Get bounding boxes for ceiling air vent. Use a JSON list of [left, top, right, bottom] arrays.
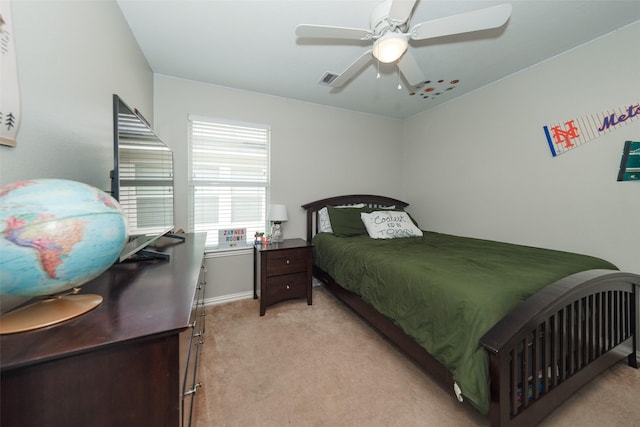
[[319, 72, 339, 86]]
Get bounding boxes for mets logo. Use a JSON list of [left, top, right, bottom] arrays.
[[549, 120, 580, 149], [543, 102, 639, 157]]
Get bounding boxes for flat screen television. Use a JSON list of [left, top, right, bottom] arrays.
[[111, 94, 181, 262]]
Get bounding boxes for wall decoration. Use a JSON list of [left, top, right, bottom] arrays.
[[543, 102, 639, 157], [408, 78, 460, 101], [218, 228, 247, 248], [0, 0, 20, 147], [617, 141, 640, 181]]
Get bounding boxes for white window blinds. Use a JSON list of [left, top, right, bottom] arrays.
[[188, 116, 270, 249]]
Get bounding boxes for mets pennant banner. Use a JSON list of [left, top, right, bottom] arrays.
[[543, 102, 640, 157]]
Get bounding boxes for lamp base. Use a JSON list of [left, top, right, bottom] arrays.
[[271, 222, 284, 242], [0, 294, 103, 334]]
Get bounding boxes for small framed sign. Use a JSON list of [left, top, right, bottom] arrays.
[[617, 141, 640, 181], [218, 228, 247, 248]]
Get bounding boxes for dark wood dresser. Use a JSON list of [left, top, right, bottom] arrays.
[[0, 232, 207, 427]]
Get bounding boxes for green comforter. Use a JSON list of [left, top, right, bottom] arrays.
[[312, 231, 618, 414]]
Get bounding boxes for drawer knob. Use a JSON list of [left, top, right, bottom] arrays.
[[286, 259, 290, 264], [286, 284, 290, 290]]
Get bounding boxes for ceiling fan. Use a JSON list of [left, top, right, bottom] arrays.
[[295, 0, 512, 88]]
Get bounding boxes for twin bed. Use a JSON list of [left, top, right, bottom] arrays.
[[302, 194, 639, 427]]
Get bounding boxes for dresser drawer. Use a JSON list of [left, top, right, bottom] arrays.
[[265, 272, 308, 304], [180, 263, 207, 427], [266, 248, 308, 276]]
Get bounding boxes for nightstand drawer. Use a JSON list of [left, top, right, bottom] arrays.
[[265, 272, 308, 303], [266, 248, 308, 276]]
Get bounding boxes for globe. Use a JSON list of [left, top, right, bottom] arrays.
[[0, 179, 128, 333]]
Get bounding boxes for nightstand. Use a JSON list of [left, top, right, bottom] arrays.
[[253, 238, 313, 316]]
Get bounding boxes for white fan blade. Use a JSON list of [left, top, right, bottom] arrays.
[[388, 0, 417, 23], [331, 50, 373, 87], [410, 4, 512, 41], [398, 50, 425, 87], [295, 24, 372, 40]]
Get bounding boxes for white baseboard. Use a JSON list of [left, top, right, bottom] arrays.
[[204, 291, 253, 306]]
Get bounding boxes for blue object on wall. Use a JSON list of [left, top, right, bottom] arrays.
[[617, 141, 640, 181]]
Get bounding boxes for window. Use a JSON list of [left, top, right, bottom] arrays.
[[188, 115, 270, 249]]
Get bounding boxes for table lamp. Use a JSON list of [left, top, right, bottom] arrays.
[[267, 204, 288, 243]]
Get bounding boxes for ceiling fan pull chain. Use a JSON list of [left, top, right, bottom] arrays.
[[397, 65, 402, 90], [377, 58, 381, 79]]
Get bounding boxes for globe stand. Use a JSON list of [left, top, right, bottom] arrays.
[[0, 289, 103, 335]]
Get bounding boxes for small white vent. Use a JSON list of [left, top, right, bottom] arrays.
[[319, 72, 339, 86]]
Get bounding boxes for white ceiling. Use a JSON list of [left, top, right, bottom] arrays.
[[116, 0, 640, 119]]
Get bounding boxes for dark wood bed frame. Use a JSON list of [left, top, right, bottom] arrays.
[[302, 194, 639, 427]]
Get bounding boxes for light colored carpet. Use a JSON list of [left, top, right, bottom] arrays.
[[193, 286, 640, 426]]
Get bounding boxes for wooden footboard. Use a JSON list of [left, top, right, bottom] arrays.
[[480, 269, 639, 427]]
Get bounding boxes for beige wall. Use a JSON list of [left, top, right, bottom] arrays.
[[0, 0, 153, 191], [153, 75, 404, 237], [153, 75, 404, 299], [402, 22, 640, 274]]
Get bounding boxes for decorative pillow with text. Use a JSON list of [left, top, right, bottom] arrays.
[[360, 211, 423, 239]]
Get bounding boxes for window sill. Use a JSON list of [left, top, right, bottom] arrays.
[[204, 244, 254, 258]]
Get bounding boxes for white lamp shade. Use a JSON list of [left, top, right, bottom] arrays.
[[372, 33, 408, 63], [267, 204, 288, 222]]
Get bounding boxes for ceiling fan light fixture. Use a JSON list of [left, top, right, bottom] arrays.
[[372, 32, 408, 63]]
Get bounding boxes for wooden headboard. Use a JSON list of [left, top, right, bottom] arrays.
[[301, 194, 409, 242]]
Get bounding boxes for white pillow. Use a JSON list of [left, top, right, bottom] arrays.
[[360, 211, 423, 239], [318, 204, 366, 233]]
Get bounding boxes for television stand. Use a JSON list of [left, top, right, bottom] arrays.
[[164, 232, 186, 242], [123, 233, 187, 263], [123, 248, 170, 262]]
